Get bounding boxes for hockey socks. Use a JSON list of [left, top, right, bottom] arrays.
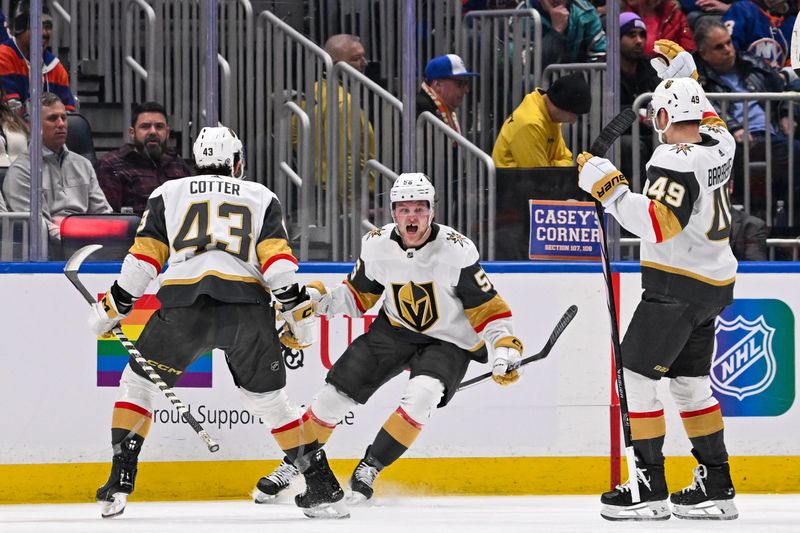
[[629, 409, 666, 466], [369, 406, 423, 467], [680, 404, 728, 465], [270, 415, 320, 465]]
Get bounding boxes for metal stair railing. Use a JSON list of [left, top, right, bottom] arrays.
[[416, 111, 496, 259], [460, 8, 541, 154]]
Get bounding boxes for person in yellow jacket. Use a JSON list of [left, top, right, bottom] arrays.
[[492, 72, 591, 168]]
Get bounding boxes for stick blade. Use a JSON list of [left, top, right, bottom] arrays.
[[64, 244, 104, 273]]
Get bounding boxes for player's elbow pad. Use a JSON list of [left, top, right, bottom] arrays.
[[118, 254, 157, 298]]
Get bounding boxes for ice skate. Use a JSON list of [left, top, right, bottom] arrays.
[[96, 437, 142, 519], [295, 449, 349, 519], [671, 453, 737, 520], [600, 462, 670, 521], [347, 447, 382, 506], [253, 456, 300, 503]]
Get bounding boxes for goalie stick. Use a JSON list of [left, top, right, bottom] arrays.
[[588, 108, 640, 501], [64, 244, 220, 453], [457, 305, 578, 391]]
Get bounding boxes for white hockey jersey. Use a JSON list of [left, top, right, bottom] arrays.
[[124, 174, 298, 307], [324, 223, 515, 360], [607, 116, 738, 305]]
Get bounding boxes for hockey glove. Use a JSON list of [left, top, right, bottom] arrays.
[[305, 280, 332, 315], [88, 282, 135, 336], [650, 39, 698, 80], [492, 336, 524, 386], [577, 153, 630, 205], [280, 297, 318, 349]]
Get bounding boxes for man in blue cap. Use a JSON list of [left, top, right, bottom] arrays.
[[417, 54, 478, 134]]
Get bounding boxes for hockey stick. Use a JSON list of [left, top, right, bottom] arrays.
[[457, 304, 578, 391], [588, 108, 639, 501], [64, 244, 220, 453]]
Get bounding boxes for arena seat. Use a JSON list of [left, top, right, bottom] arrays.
[[66, 113, 98, 167], [59, 213, 140, 261]]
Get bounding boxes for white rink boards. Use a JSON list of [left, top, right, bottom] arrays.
[[0, 262, 798, 501]]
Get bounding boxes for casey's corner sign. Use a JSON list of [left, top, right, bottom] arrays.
[[529, 200, 601, 260]]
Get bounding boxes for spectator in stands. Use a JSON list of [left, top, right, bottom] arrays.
[[492, 72, 590, 168], [417, 54, 478, 134], [526, 0, 606, 67], [723, 0, 795, 68], [298, 34, 375, 198], [0, 86, 28, 168], [694, 18, 800, 218], [729, 181, 768, 260], [679, 0, 732, 29], [619, 12, 661, 179], [325, 33, 368, 73], [0, 10, 9, 43], [0, 1, 75, 116], [622, 0, 696, 56], [96, 102, 192, 216], [2, 93, 110, 251]]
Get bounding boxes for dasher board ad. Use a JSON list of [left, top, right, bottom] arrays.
[[529, 200, 601, 260], [0, 266, 798, 466]]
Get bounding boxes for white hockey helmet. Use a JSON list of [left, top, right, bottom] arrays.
[[193, 126, 244, 177], [390, 172, 435, 223], [649, 77, 704, 141]]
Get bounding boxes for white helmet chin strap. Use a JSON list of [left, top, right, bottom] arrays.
[[652, 108, 672, 145]]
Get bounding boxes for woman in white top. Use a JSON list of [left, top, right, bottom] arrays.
[[0, 93, 29, 168]]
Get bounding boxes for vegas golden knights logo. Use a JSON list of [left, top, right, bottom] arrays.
[[391, 281, 439, 331]]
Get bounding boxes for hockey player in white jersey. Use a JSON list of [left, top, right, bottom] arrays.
[[578, 40, 738, 521], [87, 127, 348, 520], [253, 173, 524, 505]]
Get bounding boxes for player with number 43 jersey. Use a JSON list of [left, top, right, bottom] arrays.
[[87, 127, 349, 520], [578, 40, 738, 521]]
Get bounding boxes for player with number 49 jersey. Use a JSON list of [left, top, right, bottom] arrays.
[[633, 105, 737, 307], [578, 41, 739, 522]]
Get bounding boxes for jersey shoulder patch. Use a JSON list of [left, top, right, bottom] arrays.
[[436, 224, 479, 265]]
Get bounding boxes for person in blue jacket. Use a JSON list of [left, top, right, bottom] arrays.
[[723, 0, 796, 68]]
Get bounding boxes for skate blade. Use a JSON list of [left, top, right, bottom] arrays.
[[672, 499, 738, 520], [345, 491, 372, 507], [601, 501, 671, 521], [302, 499, 350, 519], [252, 488, 279, 504], [99, 493, 128, 519]]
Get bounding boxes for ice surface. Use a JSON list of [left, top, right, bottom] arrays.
[[1, 495, 797, 532]]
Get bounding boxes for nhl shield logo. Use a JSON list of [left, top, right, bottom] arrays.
[[711, 315, 777, 401]]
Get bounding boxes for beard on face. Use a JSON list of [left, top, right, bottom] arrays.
[[135, 135, 165, 160]]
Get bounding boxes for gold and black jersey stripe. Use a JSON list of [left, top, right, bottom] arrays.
[[456, 262, 511, 332], [255, 200, 294, 273], [129, 194, 169, 272], [345, 258, 384, 313]]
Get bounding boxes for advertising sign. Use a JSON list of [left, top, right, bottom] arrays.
[[528, 200, 601, 260]]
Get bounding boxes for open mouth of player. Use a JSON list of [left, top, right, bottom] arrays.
[[405, 224, 418, 235]]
